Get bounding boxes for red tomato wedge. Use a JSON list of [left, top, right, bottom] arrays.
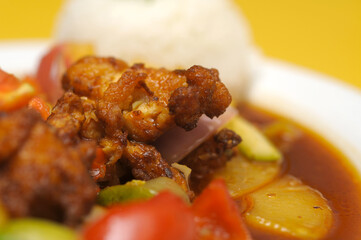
[[90, 148, 107, 181], [192, 179, 252, 240], [83, 191, 196, 240], [83, 179, 252, 240], [0, 69, 36, 111], [0, 69, 20, 92], [35, 43, 93, 103], [28, 97, 51, 120]]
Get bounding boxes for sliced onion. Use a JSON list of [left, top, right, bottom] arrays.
[[154, 107, 238, 163]]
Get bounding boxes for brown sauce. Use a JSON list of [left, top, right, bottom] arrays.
[[238, 104, 361, 240]]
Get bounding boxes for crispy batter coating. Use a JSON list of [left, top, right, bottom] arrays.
[[167, 87, 201, 131], [48, 91, 107, 144], [50, 56, 232, 190], [47, 91, 86, 144], [48, 91, 127, 166], [62, 57, 128, 99], [169, 65, 232, 130], [0, 109, 97, 226], [180, 128, 241, 193], [62, 57, 231, 142], [124, 141, 188, 191], [0, 110, 38, 162]]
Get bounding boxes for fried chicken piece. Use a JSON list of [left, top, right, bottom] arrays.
[[180, 128, 241, 194], [47, 91, 86, 144], [169, 66, 232, 130], [62, 57, 128, 99], [48, 91, 127, 166], [124, 141, 188, 191], [0, 110, 39, 161], [50, 56, 232, 190], [0, 109, 97, 226], [62, 57, 231, 142]]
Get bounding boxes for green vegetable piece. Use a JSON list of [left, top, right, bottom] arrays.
[[144, 177, 190, 204], [97, 184, 155, 206], [97, 177, 190, 207], [0, 218, 78, 240], [225, 116, 282, 162]]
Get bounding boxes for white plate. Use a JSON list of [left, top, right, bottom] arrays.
[[1, 41, 361, 174], [248, 60, 361, 173]]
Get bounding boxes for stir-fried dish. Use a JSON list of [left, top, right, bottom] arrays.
[[0, 52, 361, 240]]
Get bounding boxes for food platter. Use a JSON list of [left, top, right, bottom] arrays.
[[1, 40, 361, 240], [1, 40, 360, 174]]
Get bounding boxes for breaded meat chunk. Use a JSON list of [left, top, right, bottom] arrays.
[[124, 141, 188, 191], [62, 57, 128, 99], [0, 109, 97, 226], [50, 56, 232, 190], [61, 56, 232, 142], [47, 91, 87, 144], [169, 65, 232, 130], [48, 91, 126, 165], [0, 110, 39, 161], [180, 128, 241, 193]]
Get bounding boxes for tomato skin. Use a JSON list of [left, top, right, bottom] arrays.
[[0, 69, 20, 92], [83, 191, 196, 240], [28, 96, 51, 120], [0, 69, 36, 112], [84, 180, 252, 240], [192, 179, 252, 240], [90, 148, 107, 181]]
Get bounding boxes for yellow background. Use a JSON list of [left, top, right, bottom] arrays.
[[0, 0, 360, 90]]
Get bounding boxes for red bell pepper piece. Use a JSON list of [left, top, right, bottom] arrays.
[[83, 191, 196, 240], [90, 148, 107, 181], [83, 179, 252, 240], [192, 179, 252, 240], [0, 69, 36, 111]]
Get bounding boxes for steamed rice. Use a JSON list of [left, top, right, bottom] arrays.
[[55, 0, 256, 100]]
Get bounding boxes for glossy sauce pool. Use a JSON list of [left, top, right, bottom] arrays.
[[238, 104, 361, 240]]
